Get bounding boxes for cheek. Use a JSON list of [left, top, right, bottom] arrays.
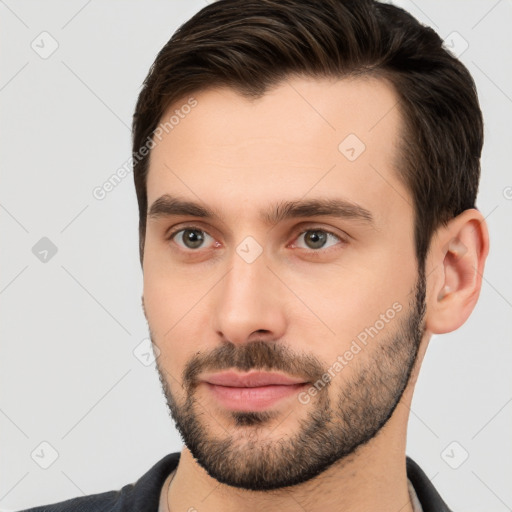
[[143, 233, 195, 330], [290, 252, 416, 352], [143, 261, 186, 372], [143, 255, 217, 388]]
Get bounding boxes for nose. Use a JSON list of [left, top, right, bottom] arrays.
[[211, 247, 287, 345]]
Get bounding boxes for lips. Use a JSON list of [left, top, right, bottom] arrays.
[[201, 371, 307, 387]]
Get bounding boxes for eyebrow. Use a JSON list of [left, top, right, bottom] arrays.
[[147, 194, 374, 226]]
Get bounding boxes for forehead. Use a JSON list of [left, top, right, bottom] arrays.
[[146, 75, 410, 226]]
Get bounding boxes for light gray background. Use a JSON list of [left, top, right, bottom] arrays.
[[1, 1, 511, 510]]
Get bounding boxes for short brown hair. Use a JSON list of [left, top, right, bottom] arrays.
[[132, 0, 483, 269]]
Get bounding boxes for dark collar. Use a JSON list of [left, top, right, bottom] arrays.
[[407, 456, 453, 511]]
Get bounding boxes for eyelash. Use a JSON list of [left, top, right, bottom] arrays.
[[165, 225, 347, 255]]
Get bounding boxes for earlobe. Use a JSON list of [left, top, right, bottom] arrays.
[[426, 209, 490, 334]]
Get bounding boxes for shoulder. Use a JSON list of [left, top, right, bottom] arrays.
[[16, 452, 181, 512]]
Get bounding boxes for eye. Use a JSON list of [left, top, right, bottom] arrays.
[[291, 228, 345, 251], [166, 225, 346, 254], [168, 227, 216, 250]]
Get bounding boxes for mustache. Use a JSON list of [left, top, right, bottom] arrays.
[[182, 340, 325, 393]]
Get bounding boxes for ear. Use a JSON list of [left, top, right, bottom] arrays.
[[425, 209, 490, 334]]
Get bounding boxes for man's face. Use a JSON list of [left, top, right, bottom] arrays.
[[142, 76, 426, 490]]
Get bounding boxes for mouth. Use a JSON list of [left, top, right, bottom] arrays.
[[200, 371, 309, 412], [201, 370, 308, 387]]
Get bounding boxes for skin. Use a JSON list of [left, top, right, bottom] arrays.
[[141, 75, 489, 512]]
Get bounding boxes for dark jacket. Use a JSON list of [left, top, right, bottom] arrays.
[[17, 453, 452, 512]]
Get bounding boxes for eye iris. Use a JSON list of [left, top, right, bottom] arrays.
[[183, 229, 204, 249], [305, 230, 327, 249]]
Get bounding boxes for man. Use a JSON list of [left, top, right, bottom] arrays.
[[19, 0, 489, 511]]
